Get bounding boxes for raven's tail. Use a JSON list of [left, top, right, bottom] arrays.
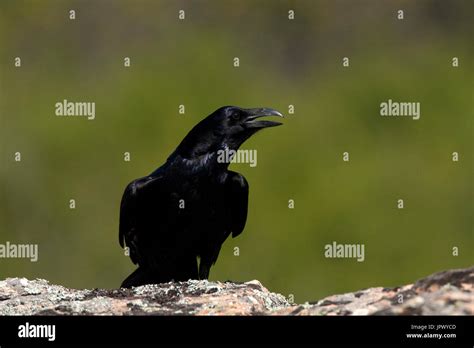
[[121, 267, 155, 288], [121, 255, 200, 288]]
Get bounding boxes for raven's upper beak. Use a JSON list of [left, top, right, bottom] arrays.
[[243, 108, 284, 128]]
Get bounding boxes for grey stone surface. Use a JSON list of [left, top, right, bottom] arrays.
[[0, 266, 472, 315]]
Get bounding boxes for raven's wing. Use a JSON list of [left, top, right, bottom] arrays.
[[225, 171, 249, 238], [197, 171, 249, 279], [119, 175, 161, 265], [119, 173, 200, 284]]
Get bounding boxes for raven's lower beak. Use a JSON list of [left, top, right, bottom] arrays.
[[243, 108, 284, 128]]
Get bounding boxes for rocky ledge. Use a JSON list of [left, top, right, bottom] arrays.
[[0, 266, 472, 315]]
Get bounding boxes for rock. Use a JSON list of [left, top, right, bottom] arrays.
[[0, 279, 289, 315], [275, 266, 474, 315], [0, 267, 472, 315]]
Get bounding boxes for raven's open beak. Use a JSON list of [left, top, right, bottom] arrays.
[[243, 108, 284, 128]]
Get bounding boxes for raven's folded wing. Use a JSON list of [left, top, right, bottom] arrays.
[[119, 176, 162, 265], [225, 171, 249, 238]]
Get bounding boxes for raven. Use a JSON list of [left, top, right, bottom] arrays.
[[119, 106, 283, 287]]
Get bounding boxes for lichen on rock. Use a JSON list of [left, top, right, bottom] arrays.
[[0, 267, 472, 315]]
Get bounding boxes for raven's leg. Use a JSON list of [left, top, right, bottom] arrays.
[[198, 253, 216, 280], [198, 261, 211, 280], [198, 246, 223, 280], [185, 255, 199, 280]]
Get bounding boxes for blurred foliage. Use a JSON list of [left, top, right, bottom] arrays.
[[0, 0, 473, 302]]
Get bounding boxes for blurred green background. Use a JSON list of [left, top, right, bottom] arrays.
[[0, 0, 472, 303]]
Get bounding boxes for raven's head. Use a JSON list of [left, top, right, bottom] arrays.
[[174, 106, 284, 160]]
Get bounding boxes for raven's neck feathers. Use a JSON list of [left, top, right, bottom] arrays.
[[167, 119, 231, 166]]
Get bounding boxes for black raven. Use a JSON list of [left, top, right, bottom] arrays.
[[119, 106, 283, 287]]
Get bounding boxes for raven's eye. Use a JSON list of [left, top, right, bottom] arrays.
[[231, 112, 240, 120]]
